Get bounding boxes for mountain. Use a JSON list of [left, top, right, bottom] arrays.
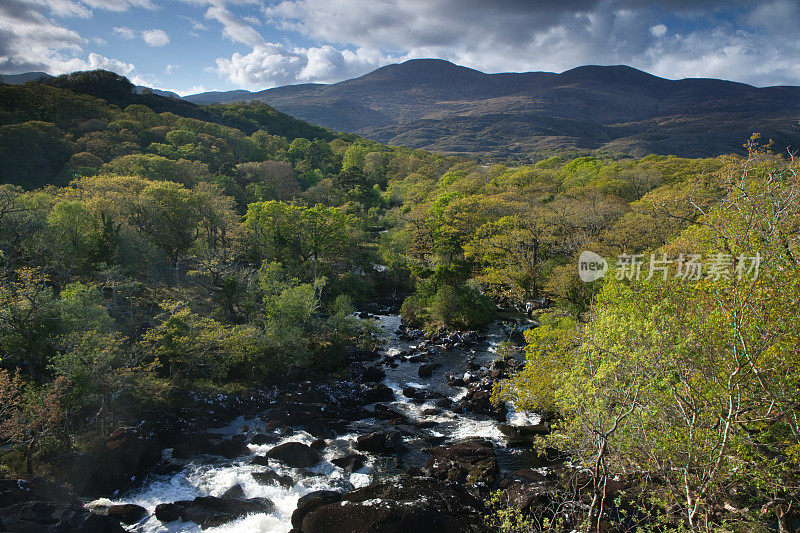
[[0, 70, 181, 99], [186, 59, 800, 158], [0, 72, 52, 84]]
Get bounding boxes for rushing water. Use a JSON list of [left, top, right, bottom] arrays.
[[92, 314, 538, 532]]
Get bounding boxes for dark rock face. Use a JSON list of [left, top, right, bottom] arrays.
[[355, 430, 404, 454], [291, 490, 342, 528], [330, 453, 367, 472], [498, 421, 550, 447], [70, 427, 162, 497], [156, 495, 275, 528], [417, 363, 434, 378], [106, 503, 148, 524], [265, 442, 320, 468], [0, 479, 125, 533], [171, 434, 249, 459], [362, 383, 395, 403], [360, 365, 386, 383], [298, 476, 484, 533], [457, 384, 507, 420], [252, 470, 295, 488], [423, 438, 499, 489]]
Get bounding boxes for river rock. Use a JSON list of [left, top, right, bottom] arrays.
[[291, 490, 342, 529], [252, 470, 294, 488], [0, 479, 125, 532], [155, 502, 183, 522], [360, 365, 386, 383], [298, 476, 484, 533], [498, 421, 550, 447], [266, 442, 320, 468], [423, 438, 499, 489], [355, 430, 404, 454], [331, 453, 367, 472], [362, 383, 395, 403], [69, 427, 161, 497], [418, 363, 434, 378], [171, 434, 249, 459], [160, 495, 275, 528], [221, 484, 245, 500], [106, 503, 147, 524]]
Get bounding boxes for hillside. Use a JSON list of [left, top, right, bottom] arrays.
[[186, 59, 800, 158]]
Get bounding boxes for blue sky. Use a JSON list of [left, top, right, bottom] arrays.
[[1, 0, 799, 95]]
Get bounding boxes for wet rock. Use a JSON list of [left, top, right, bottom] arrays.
[[252, 471, 294, 488], [299, 476, 484, 533], [423, 438, 499, 489], [291, 490, 342, 529], [355, 430, 404, 454], [331, 453, 367, 472], [106, 503, 147, 524], [362, 383, 395, 403], [417, 363, 434, 378], [445, 373, 465, 387], [498, 422, 550, 447], [0, 479, 124, 532], [402, 387, 426, 401], [310, 438, 327, 451], [221, 484, 245, 500], [155, 502, 183, 522], [251, 433, 280, 445], [435, 397, 453, 409], [165, 495, 275, 529], [457, 385, 507, 420], [360, 365, 386, 383], [266, 442, 320, 468], [171, 435, 249, 459], [307, 418, 335, 439], [251, 455, 271, 466], [69, 426, 161, 497]]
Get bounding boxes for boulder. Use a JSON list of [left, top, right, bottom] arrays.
[[155, 503, 183, 522], [355, 431, 404, 454], [171, 435, 249, 459], [331, 453, 367, 472], [0, 479, 124, 533], [299, 476, 483, 533], [252, 470, 294, 488], [106, 503, 147, 524], [160, 495, 275, 528], [362, 383, 395, 403], [498, 422, 550, 447], [423, 438, 499, 488], [417, 364, 434, 378], [360, 365, 386, 383], [70, 427, 161, 497], [291, 490, 342, 529], [220, 484, 245, 500], [266, 442, 320, 468]]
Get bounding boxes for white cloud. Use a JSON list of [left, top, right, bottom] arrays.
[[82, 0, 157, 12], [141, 28, 169, 46], [204, 4, 265, 47], [650, 23, 667, 37], [214, 42, 393, 88], [165, 63, 179, 74], [113, 26, 136, 39]]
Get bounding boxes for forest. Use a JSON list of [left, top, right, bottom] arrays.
[[1, 70, 799, 532]]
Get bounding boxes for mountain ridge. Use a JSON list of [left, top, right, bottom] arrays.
[[181, 59, 800, 158]]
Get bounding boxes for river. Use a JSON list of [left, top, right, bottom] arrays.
[[89, 313, 538, 532]]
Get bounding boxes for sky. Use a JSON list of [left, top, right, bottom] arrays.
[[1, 0, 799, 96]]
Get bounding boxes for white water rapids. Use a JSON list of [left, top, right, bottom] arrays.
[[90, 314, 539, 532]]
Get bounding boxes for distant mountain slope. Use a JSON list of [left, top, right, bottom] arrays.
[[186, 59, 800, 158]]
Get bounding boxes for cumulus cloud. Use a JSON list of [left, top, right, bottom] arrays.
[[0, 0, 146, 79], [250, 0, 799, 87], [141, 28, 169, 46], [112, 26, 136, 39], [215, 42, 391, 88]]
